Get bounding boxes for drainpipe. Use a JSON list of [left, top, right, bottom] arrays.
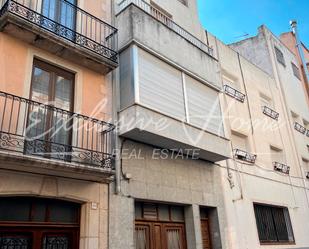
[[111, 0, 122, 195], [290, 20, 309, 86]]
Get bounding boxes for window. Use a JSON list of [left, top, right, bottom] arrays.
[[26, 59, 75, 159], [275, 47, 285, 66], [42, 0, 77, 40], [254, 204, 294, 244], [177, 0, 188, 6], [291, 62, 301, 79], [135, 202, 186, 249]]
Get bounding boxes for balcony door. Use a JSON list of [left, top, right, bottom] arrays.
[[42, 0, 77, 40], [26, 59, 74, 161]]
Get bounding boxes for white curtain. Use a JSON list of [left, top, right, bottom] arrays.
[[167, 229, 181, 249], [135, 228, 147, 249]]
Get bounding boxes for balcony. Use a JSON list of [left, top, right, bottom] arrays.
[[223, 85, 246, 102], [116, 0, 221, 88], [294, 122, 306, 134], [0, 0, 118, 74], [0, 91, 115, 182], [273, 162, 290, 175], [234, 149, 256, 163], [262, 106, 279, 120]]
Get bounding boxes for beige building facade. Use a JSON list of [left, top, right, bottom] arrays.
[[0, 0, 117, 248]]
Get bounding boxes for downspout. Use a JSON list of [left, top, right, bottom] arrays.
[[290, 20, 309, 86], [111, 0, 122, 195]]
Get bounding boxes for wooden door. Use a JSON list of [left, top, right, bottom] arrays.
[[201, 219, 212, 249], [0, 227, 79, 249], [135, 222, 187, 249]]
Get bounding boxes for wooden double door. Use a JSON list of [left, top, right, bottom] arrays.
[[0, 226, 79, 249], [135, 221, 187, 249]]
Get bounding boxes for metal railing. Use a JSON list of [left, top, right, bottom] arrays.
[[273, 162, 290, 175], [262, 106, 279, 120], [294, 122, 306, 134], [0, 91, 115, 170], [234, 149, 256, 164], [223, 85, 246, 102], [116, 0, 214, 56], [0, 0, 118, 63]]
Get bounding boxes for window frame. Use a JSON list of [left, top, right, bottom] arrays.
[[291, 62, 301, 80], [253, 203, 295, 245], [274, 46, 286, 67], [30, 58, 75, 111]]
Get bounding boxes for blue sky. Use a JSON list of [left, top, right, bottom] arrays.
[[197, 0, 309, 46]]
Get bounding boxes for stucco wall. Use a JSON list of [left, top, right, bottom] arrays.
[[0, 33, 112, 120]]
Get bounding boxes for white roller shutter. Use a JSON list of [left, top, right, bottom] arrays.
[[185, 75, 224, 136], [138, 49, 186, 120]]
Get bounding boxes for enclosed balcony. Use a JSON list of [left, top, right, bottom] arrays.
[[116, 0, 221, 87], [0, 0, 118, 74], [118, 45, 230, 162], [0, 91, 115, 182]]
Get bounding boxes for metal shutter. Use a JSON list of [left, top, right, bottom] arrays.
[[138, 49, 186, 120], [185, 75, 224, 136]]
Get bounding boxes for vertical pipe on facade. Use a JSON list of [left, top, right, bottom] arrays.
[[111, 0, 121, 195], [290, 20, 309, 87]]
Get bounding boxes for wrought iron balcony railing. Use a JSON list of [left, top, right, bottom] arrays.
[[294, 122, 306, 134], [116, 0, 214, 57], [0, 91, 115, 170], [0, 0, 118, 63], [262, 106, 279, 120], [234, 149, 256, 164], [224, 85, 246, 102], [273, 162, 290, 175]]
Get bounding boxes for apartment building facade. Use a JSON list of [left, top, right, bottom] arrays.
[[0, 0, 118, 248], [109, 0, 231, 249], [226, 25, 309, 248]]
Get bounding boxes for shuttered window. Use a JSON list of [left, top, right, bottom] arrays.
[[138, 49, 186, 120], [254, 204, 294, 244], [186, 75, 224, 136], [291, 62, 301, 79], [275, 47, 285, 67]]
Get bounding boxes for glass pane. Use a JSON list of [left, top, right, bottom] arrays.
[[166, 228, 181, 249], [135, 202, 142, 219], [49, 201, 79, 223], [28, 67, 50, 140], [54, 76, 72, 111], [170, 206, 184, 222], [50, 76, 73, 154], [0, 235, 31, 249], [42, 0, 57, 20], [158, 204, 169, 221], [60, 0, 76, 30], [135, 226, 149, 249], [43, 235, 69, 249], [32, 201, 47, 222], [0, 198, 31, 222]]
